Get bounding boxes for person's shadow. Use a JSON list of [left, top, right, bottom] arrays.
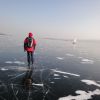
[[22, 66, 34, 90], [21, 66, 50, 100]]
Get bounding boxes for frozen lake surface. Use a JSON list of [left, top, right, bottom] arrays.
[[0, 35, 100, 100]]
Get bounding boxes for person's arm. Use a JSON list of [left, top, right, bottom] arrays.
[[33, 38, 36, 49], [24, 38, 27, 51]]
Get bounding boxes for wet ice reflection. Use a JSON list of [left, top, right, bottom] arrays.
[[0, 66, 100, 100]]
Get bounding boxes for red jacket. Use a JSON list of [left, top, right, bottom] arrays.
[[24, 33, 36, 52]]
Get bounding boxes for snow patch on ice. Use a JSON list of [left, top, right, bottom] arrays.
[[50, 82, 55, 84], [0, 68, 8, 71], [5, 61, 12, 64], [54, 74, 59, 77], [58, 89, 100, 100], [81, 79, 100, 87], [56, 57, 64, 60], [52, 69, 80, 77], [63, 76, 68, 78], [17, 67, 30, 71], [81, 59, 94, 64], [32, 83, 44, 87], [5, 61, 25, 65], [14, 61, 25, 64], [66, 53, 74, 57], [54, 78, 61, 80]]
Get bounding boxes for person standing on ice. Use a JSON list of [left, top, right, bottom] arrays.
[[24, 32, 36, 67]]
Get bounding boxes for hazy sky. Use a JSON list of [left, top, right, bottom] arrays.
[[0, 0, 100, 39]]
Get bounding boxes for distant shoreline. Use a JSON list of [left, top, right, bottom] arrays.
[[43, 37, 100, 41], [0, 33, 6, 36]]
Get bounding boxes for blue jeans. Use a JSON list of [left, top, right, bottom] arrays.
[[27, 51, 34, 66]]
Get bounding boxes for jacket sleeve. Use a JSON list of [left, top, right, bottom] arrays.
[[33, 38, 36, 49], [24, 38, 27, 50]]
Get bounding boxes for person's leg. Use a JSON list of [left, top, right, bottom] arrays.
[[31, 51, 34, 64], [27, 52, 30, 66]]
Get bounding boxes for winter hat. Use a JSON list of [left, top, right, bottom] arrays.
[[28, 32, 33, 37]]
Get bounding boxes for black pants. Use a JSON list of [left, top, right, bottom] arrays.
[[27, 51, 34, 66]]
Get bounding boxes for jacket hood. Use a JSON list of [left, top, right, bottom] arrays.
[[28, 32, 33, 37]]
